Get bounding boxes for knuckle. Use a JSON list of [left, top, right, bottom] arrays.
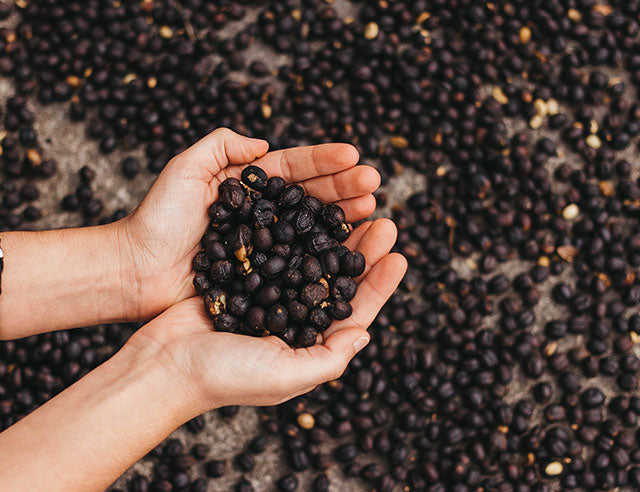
[[166, 154, 181, 168], [212, 127, 234, 139], [330, 360, 349, 381], [346, 143, 360, 162], [377, 217, 395, 230]]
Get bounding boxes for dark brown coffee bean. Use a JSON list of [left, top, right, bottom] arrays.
[[329, 301, 352, 320], [219, 179, 245, 209], [253, 199, 277, 226], [281, 326, 297, 346], [309, 308, 331, 331], [243, 272, 263, 293], [192, 251, 212, 272], [247, 306, 266, 331], [193, 273, 212, 294], [302, 196, 323, 215], [340, 251, 365, 277], [279, 185, 304, 208], [288, 300, 308, 323], [264, 176, 285, 199], [321, 250, 341, 277], [203, 234, 227, 260], [301, 282, 329, 307], [302, 255, 323, 282], [330, 224, 351, 242], [266, 304, 288, 334], [262, 256, 287, 278], [210, 260, 234, 284], [272, 244, 291, 259], [228, 295, 250, 317], [272, 221, 295, 244], [254, 227, 273, 251], [213, 313, 238, 332], [208, 202, 233, 223], [331, 277, 357, 301], [284, 269, 303, 287], [294, 209, 314, 234], [296, 326, 318, 348], [256, 285, 281, 306], [305, 233, 332, 254], [241, 165, 268, 191]]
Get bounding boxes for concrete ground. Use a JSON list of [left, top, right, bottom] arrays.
[[4, 2, 640, 491], [0, 29, 415, 490], [0, 74, 576, 492]]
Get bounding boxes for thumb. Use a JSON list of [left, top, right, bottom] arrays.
[[168, 127, 269, 182]]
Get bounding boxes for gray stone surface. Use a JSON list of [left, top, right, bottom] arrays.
[[6, 2, 640, 491]]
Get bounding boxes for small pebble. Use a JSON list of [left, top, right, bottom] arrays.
[[545, 461, 563, 476], [562, 204, 580, 220]]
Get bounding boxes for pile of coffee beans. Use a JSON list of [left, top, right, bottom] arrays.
[[0, 94, 51, 231], [6, 0, 640, 490], [192, 165, 364, 347]]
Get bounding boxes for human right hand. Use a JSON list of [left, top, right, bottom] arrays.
[[123, 217, 405, 412]]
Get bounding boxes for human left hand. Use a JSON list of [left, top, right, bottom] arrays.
[[123, 217, 406, 411]]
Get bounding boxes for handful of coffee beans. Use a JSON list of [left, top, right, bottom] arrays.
[[192, 165, 365, 347]]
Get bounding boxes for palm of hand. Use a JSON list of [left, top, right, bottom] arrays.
[[128, 209, 406, 410]]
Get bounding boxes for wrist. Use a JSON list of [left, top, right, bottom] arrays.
[[120, 331, 206, 422], [119, 343, 197, 422], [107, 218, 144, 323], [0, 225, 144, 337], [0, 330, 196, 491]]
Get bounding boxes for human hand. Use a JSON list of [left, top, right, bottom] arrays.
[[123, 218, 406, 411], [118, 128, 382, 322]]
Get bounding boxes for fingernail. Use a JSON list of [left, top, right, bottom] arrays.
[[353, 336, 369, 354]]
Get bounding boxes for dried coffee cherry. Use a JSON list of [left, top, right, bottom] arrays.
[[210, 260, 234, 284], [341, 251, 365, 277], [241, 165, 268, 191], [279, 184, 304, 208], [301, 282, 329, 308], [331, 277, 357, 302], [266, 304, 288, 334], [213, 313, 238, 332], [264, 176, 285, 199]]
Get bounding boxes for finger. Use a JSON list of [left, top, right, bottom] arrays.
[[298, 165, 380, 203], [336, 194, 376, 223], [352, 218, 398, 280], [168, 128, 269, 182], [342, 221, 373, 250], [330, 253, 407, 335], [218, 166, 377, 222], [243, 143, 359, 183]]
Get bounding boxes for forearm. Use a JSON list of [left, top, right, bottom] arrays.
[[0, 342, 194, 492], [0, 224, 136, 338]]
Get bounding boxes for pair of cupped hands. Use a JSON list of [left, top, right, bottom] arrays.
[[117, 128, 406, 412]]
